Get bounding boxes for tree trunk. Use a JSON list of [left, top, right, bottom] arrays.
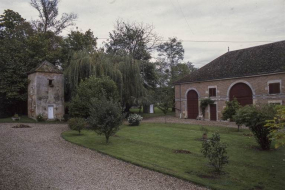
[[124, 103, 132, 113], [105, 135, 109, 144]]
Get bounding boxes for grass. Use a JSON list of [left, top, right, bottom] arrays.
[[62, 123, 285, 190], [0, 115, 66, 124], [129, 107, 175, 119]]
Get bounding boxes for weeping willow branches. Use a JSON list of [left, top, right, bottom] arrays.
[[64, 50, 146, 111]]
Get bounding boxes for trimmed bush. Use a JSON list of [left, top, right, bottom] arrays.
[[201, 133, 229, 173], [128, 114, 143, 126], [68, 117, 86, 134]]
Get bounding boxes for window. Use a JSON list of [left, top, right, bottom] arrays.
[[48, 79, 54, 87], [209, 88, 216, 97], [269, 83, 280, 94]]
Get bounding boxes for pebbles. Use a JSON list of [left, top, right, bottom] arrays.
[[0, 123, 207, 190]]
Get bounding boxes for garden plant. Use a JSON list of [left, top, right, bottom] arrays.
[[128, 113, 143, 126], [68, 117, 86, 134], [234, 104, 276, 150], [201, 132, 229, 173]]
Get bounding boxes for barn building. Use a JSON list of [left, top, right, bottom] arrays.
[[28, 61, 64, 120], [174, 40, 285, 121]]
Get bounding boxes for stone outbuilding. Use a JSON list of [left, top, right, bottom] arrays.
[[28, 61, 64, 120], [174, 40, 285, 121]]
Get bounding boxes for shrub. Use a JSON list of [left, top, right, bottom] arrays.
[[68, 118, 86, 134], [265, 105, 285, 148], [128, 114, 143, 126], [88, 96, 122, 143], [234, 104, 276, 150], [222, 98, 241, 122], [36, 114, 45, 122], [13, 114, 19, 118], [69, 76, 119, 118], [201, 133, 229, 173]]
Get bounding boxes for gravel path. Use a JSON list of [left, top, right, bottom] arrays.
[[0, 123, 207, 190], [142, 116, 241, 128]]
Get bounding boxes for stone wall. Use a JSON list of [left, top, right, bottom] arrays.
[[175, 73, 285, 120], [28, 72, 64, 120]]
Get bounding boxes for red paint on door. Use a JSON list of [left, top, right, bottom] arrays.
[[210, 104, 217, 121], [187, 90, 199, 119], [229, 83, 253, 106]]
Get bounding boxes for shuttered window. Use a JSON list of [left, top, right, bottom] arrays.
[[209, 88, 216, 97], [269, 83, 280, 94]]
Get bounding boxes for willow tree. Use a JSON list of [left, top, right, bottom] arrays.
[[64, 51, 146, 112]]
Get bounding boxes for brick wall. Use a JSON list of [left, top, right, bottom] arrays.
[[175, 73, 285, 120]]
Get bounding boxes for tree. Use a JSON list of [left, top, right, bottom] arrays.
[[234, 105, 276, 150], [69, 76, 119, 118], [0, 10, 35, 117], [222, 98, 241, 131], [63, 29, 97, 52], [88, 96, 122, 144], [30, 0, 77, 34], [265, 106, 285, 148], [171, 63, 193, 83], [157, 37, 184, 70], [155, 87, 174, 123], [201, 133, 229, 173], [106, 20, 160, 61]]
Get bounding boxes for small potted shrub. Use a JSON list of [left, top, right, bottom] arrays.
[[200, 126, 209, 140], [127, 114, 143, 126]]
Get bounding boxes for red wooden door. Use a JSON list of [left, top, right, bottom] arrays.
[[210, 104, 217, 121], [187, 90, 199, 119], [229, 83, 253, 106]]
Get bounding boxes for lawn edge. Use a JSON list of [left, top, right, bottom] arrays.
[[61, 130, 213, 190]]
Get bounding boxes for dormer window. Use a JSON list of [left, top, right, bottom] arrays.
[[48, 79, 54, 87]]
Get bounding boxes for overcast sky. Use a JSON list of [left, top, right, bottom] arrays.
[[1, 0, 285, 67]]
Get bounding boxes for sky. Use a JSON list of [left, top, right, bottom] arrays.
[[1, 0, 285, 68]]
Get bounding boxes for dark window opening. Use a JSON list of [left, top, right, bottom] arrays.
[[269, 83, 280, 94], [48, 79, 54, 87], [209, 88, 216, 97]]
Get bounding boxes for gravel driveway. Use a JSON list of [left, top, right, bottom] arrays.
[[0, 123, 207, 190]]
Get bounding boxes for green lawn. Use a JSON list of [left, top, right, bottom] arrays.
[[62, 123, 285, 190], [129, 107, 175, 119], [0, 115, 66, 124]]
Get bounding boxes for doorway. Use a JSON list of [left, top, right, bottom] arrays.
[[210, 104, 217, 121], [48, 105, 54, 119]]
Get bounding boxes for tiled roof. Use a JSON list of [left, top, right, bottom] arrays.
[[29, 60, 63, 74], [174, 40, 285, 84]]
